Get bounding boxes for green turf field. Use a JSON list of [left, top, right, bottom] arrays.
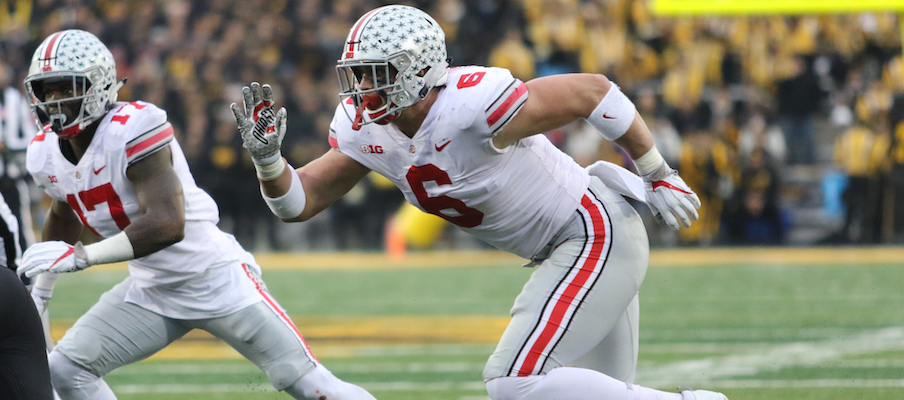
[[46, 249, 904, 400]]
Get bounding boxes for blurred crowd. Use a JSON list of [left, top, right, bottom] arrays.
[[1, 0, 903, 251]]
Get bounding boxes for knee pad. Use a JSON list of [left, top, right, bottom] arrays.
[[487, 368, 630, 400], [48, 350, 114, 400], [486, 376, 543, 400]]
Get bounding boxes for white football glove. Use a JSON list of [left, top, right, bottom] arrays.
[[230, 82, 288, 166], [641, 162, 701, 230], [19, 241, 89, 279]]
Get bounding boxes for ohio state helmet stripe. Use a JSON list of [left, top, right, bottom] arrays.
[[345, 7, 383, 59], [41, 31, 66, 71], [126, 122, 173, 164], [486, 80, 528, 133], [508, 192, 612, 377]]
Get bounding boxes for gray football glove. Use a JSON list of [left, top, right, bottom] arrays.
[[230, 82, 287, 166]]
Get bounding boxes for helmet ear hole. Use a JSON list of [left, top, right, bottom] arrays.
[[416, 67, 430, 78]]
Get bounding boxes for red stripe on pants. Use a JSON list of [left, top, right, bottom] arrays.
[[516, 195, 606, 376]]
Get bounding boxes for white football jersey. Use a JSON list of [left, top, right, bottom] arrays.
[[329, 67, 590, 258], [27, 101, 261, 318]]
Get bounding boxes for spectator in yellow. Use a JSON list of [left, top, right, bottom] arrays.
[[833, 98, 890, 243], [489, 27, 536, 81]]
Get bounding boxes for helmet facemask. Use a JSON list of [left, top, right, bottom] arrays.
[[25, 73, 99, 139], [338, 52, 418, 128]]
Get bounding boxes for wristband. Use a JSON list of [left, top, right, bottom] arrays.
[[633, 147, 667, 177], [31, 272, 59, 297], [263, 169, 307, 219], [255, 157, 286, 181], [586, 83, 636, 141], [83, 231, 135, 266]]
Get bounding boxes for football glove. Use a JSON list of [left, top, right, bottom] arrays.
[[231, 82, 288, 166], [19, 241, 89, 279], [641, 162, 701, 230]]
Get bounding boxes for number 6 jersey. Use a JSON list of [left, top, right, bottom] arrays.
[[26, 101, 260, 318], [329, 67, 591, 259]]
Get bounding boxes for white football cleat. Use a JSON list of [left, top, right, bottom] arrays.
[[680, 389, 729, 400]]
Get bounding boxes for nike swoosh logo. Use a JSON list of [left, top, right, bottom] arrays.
[[93, 166, 106, 174], [602, 113, 616, 119], [48, 247, 74, 271], [652, 180, 692, 194], [435, 141, 451, 151]]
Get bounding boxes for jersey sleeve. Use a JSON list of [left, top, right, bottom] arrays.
[[447, 67, 529, 137], [115, 102, 174, 166], [328, 100, 359, 151]]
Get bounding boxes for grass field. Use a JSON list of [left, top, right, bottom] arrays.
[[46, 247, 904, 400]]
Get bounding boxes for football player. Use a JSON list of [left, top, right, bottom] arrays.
[[18, 29, 376, 400], [234, 5, 725, 400]]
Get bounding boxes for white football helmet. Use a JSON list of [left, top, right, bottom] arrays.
[[24, 29, 123, 139], [336, 5, 448, 128]]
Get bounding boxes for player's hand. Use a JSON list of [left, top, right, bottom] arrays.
[[641, 164, 701, 230], [18, 241, 89, 279], [231, 82, 288, 166]]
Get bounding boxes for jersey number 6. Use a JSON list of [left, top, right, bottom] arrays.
[[406, 164, 484, 228]]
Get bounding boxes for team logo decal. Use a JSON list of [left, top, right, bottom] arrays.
[[360, 144, 384, 154], [409, 144, 417, 155], [75, 170, 82, 180]]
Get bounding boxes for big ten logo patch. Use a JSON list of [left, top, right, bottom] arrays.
[[360, 144, 384, 154]]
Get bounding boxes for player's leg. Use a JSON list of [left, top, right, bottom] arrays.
[[569, 293, 640, 382], [484, 179, 648, 377], [484, 179, 727, 399], [50, 278, 191, 400], [196, 263, 375, 400], [0, 267, 53, 400]]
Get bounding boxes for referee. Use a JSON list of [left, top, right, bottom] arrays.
[[0, 190, 52, 399]]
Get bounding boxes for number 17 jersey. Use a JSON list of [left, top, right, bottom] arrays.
[[26, 102, 253, 302], [329, 66, 591, 259]]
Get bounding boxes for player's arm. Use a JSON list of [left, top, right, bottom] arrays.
[[124, 146, 186, 255], [494, 73, 654, 157], [493, 74, 613, 149], [231, 83, 371, 222], [41, 198, 84, 244], [19, 146, 184, 280], [495, 73, 700, 230], [258, 150, 370, 222]]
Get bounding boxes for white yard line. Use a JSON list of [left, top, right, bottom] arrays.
[[636, 326, 904, 387]]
